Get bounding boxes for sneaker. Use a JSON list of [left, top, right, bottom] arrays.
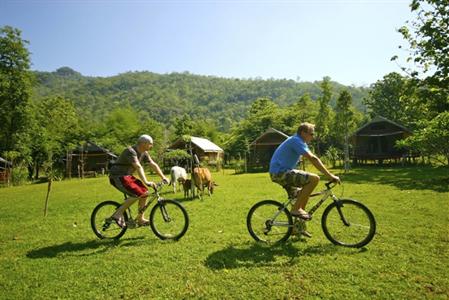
[[112, 215, 125, 228], [137, 219, 150, 226], [300, 230, 312, 238]]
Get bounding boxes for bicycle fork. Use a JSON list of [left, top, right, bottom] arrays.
[[334, 196, 350, 226], [158, 202, 171, 222]]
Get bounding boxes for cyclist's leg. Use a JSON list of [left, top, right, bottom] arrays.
[[295, 173, 319, 211], [136, 192, 150, 224], [113, 196, 139, 217], [110, 176, 148, 219], [277, 170, 318, 217]]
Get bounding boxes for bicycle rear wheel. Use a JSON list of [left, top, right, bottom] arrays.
[[321, 199, 376, 248], [149, 199, 189, 240], [247, 200, 293, 244], [91, 200, 128, 239]]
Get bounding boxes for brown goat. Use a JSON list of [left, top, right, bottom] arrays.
[[182, 179, 192, 199], [193, 167, 217, 199]]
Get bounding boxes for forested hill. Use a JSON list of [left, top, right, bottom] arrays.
[[33, 67, 369, 129]]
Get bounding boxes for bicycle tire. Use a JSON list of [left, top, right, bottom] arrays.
[[149, 199, 189, 240], [91, 200, 128, 239], [247, 200, 293, 244], [321, 199, 376, 248]]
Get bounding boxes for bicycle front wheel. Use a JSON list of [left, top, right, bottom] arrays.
[[91, 200, 128, 239], [149, 199, 189, 240], [321, 199, 376, 248], [247, 200, 293, 244]]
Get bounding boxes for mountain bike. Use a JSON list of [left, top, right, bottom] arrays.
[[91, 182, 189, 240], [246, 181, 376, 248]]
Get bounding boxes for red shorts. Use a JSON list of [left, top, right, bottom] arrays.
[[109, 176, 148, 197]]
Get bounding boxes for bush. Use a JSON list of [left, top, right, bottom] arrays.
[[11, 165, 29, 186], [323, 146, 342, 168]]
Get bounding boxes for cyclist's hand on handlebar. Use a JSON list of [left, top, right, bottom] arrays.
[[329, 174, 341, 184], [146, 181, 157, 189]]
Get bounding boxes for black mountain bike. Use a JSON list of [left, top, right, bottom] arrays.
[[91, 182, 189, 241], [247, 181, 376, 248]]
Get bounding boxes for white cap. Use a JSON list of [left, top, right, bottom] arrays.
[[137, 134, 153, 144]]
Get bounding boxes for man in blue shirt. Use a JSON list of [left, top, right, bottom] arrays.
[[270, 123, 340, 228]]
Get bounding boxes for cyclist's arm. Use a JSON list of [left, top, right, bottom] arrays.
[[303, 151, 340, 183], [145, 153, 169, 183], [132, 159, 156, 188]]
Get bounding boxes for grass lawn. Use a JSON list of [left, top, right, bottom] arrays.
[[0, 165, 448, 299]]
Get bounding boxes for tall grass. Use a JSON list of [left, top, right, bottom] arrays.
[[0, 166, 448, 299]]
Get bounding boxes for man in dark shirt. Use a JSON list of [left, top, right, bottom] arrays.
[[109, 134, 168, 227]]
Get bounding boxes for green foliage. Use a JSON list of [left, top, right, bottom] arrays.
[[224, 98, 286, 158], [322, 146, 342, 168], [363, 72, 426, 129], [398, 111, 449, 165], [163, 149, 191, 161], [29, 96, 81, 178], [0, 26, 34, 156], [9, 164, 29, 186], [32, 70, 369, 129], [396, 0, 449, 113], [94, 107, 165, 156], [314, 77, 334, 155]]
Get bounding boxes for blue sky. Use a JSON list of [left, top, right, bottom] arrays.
[[1, 0, 414, 86]]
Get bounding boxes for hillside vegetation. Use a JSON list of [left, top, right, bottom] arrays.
[[33, 67, 369, 127]]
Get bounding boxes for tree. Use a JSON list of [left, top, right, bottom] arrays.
[[398, 111, 449, 165], [315, 76, 333, 155], [30, 96, 81, 178], [364, 72, 424, 128], [173, 114, 194, 137], [334, 90, 355, 171], [396, 0, 449, 113], [0, 26, 34, 155], [225, 98, 283, 160], [393, 0, 449, 163], [97, 107, 164, 156], [283, 93, 318, 134]]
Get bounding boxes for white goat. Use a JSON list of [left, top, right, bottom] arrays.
[[169, 166, 187, 193]]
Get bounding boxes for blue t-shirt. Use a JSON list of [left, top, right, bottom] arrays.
[[269, 134, 309, 174]]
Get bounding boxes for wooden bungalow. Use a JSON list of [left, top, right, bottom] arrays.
[[66, 142, 117, 178], [248, 128, 289, 171], [350, 116, 415, 164], [0, 157, 12, 184], [167, 136, 224, 170]]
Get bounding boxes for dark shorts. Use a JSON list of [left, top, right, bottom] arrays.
[[109, 175, 148, 197], [270, 169, 311, 189]]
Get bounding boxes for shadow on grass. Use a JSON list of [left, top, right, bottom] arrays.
[[340, 166, 449, 193], [205, 240, 370, 270], [26, 237, 146, 259]]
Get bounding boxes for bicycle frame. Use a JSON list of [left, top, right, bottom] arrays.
[[123, 183, 165, 228], [277, 182, 340, 225]]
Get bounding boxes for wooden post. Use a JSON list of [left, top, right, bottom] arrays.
[[44, 177, 52, 217]]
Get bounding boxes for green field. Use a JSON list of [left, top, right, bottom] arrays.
[[0, 166, 448, 299]]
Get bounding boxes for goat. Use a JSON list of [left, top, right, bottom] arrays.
[[169, 166, 187, 193], [182, 179, 192, 199], [193, 167, 217, 199]]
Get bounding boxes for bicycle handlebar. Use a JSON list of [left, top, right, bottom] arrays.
[[325, 180, 339, 189], [152, 181, 168, 191]]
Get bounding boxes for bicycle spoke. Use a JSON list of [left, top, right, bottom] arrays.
[[247, 200, 292, 244], [150, 200, 189, 240], [322, 199, 376, 248], [91, 201, 128, 239]]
